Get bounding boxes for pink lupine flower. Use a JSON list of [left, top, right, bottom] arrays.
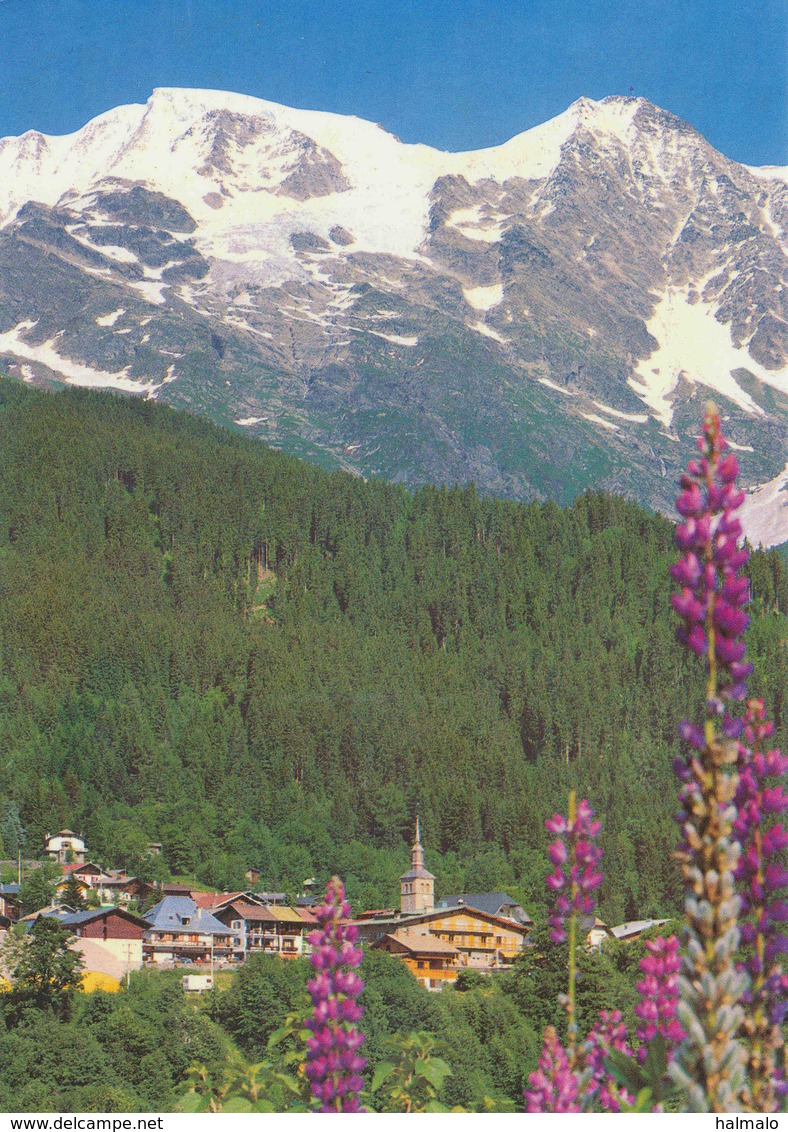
[[583, 1010, 634, 1112], [545, 797, 603, 944], [544, 792, 604, 1063], [524, 1026, 581, 1112], [304, 877, 366, 1112], [634, 936, 684, 1059], [670, 405, 749, 1112]]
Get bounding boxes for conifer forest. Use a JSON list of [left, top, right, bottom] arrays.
[[0, 379, 785, 1112]]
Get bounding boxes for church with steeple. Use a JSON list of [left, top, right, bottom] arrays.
[[399, 817, 435, 914]]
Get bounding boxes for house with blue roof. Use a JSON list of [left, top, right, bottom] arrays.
[[143, 896, 234, 965]]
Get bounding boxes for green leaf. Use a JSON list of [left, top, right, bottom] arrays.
[[425, 1100, 450, 1113], [222, 1097, 253, 1113], [370, 1061, 396, 1093], [632, 1087, 655, 1113], [642, 1034, 668, 1096], [174, 1092, 204, 1113], [272, 1072, 302, 1094], [607, 1048, 645, 1095], [416, 1057, 452, 1091]]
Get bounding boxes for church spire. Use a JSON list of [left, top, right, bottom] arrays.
[[400, 815, 435, 915], [411, 815, 425, 869]]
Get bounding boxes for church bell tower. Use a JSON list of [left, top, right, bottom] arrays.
[[400, 817, 435, 915]]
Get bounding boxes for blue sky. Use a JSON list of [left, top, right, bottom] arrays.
[[1, 0, 786, 165]]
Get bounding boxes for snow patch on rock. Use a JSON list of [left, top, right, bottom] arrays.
[[0, 321, 161, 394], [96, 308, 125, 326], [740, 461, 788, 548], [538, 377, 576, 396], [591, 400, 649, 423], [470, 321, 509, 344], [631, 289, 787, 426], [463, 284, 504, 311], [581, 411, 620, 431]]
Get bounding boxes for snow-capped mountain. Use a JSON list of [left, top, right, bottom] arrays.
[[0, 88, 786, 543]]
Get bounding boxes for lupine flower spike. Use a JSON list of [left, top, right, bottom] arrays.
[[670, 403, 749, 1112], [524, 1026, 581, 1112], [545, 791, 603, 1058], [734, 698, 788, 1111], [634, 935, 685, 1060], [583, 1010, 634, 1112], [304, 877, 367, 1112]]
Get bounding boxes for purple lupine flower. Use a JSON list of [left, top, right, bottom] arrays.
[[304, 877, 366, 1113], [733, 698, 788, 1111], [670, 405, 749, 1112], [634, 936, 685, 1061], [583, 1010, 634, 1112], [545, 792, 604, 1064], [524, 1026, 581, 1112], [670, 413, 753, 711], [545, 797, 603, 944]]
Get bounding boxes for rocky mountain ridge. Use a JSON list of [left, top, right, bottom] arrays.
[[0, 88, 786, 543]]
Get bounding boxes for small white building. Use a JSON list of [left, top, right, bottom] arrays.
[[44, 830, 87, 864], [183, 974, 213, 992]]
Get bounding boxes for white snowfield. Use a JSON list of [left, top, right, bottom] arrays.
[[463, 284, 504, 312], [0, 89, 660, 266], [631, 288, 788, 428], [0, 322, 162, 396], [740, 462, 788, 548], [0, 88, 785, 543]]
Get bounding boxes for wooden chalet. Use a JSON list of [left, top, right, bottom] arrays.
[[372, 929, 460, 990], [41, 906, 149, 969], [142, 896, 234, 965], [214, 900, 316, 960], [0, 883, 20, 922], [356, 903, 530, 971], [44, 829, 87, 864]]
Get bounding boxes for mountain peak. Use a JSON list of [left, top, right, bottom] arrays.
[[0, 88, 785, 546]]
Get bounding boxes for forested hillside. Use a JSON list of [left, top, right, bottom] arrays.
[[0, 379, 784, 921]]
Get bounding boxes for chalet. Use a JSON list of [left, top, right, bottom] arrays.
[[127, 880, 193, 903], [214, 900, 316, 960], [53, 874, 91, 905], [190, 891, 252, 913], [0, 883, 20, 922], [44, 830, 87, 864], [58, 863, 135, 905], [97, 869, 139, 905], [436, 892, 532, 926], [60, 861, 107, 886], [372, 930, 460, 990], [42, 906, 148, 970], [580, 916, 616, 950], [142, 896, 234, 965]]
